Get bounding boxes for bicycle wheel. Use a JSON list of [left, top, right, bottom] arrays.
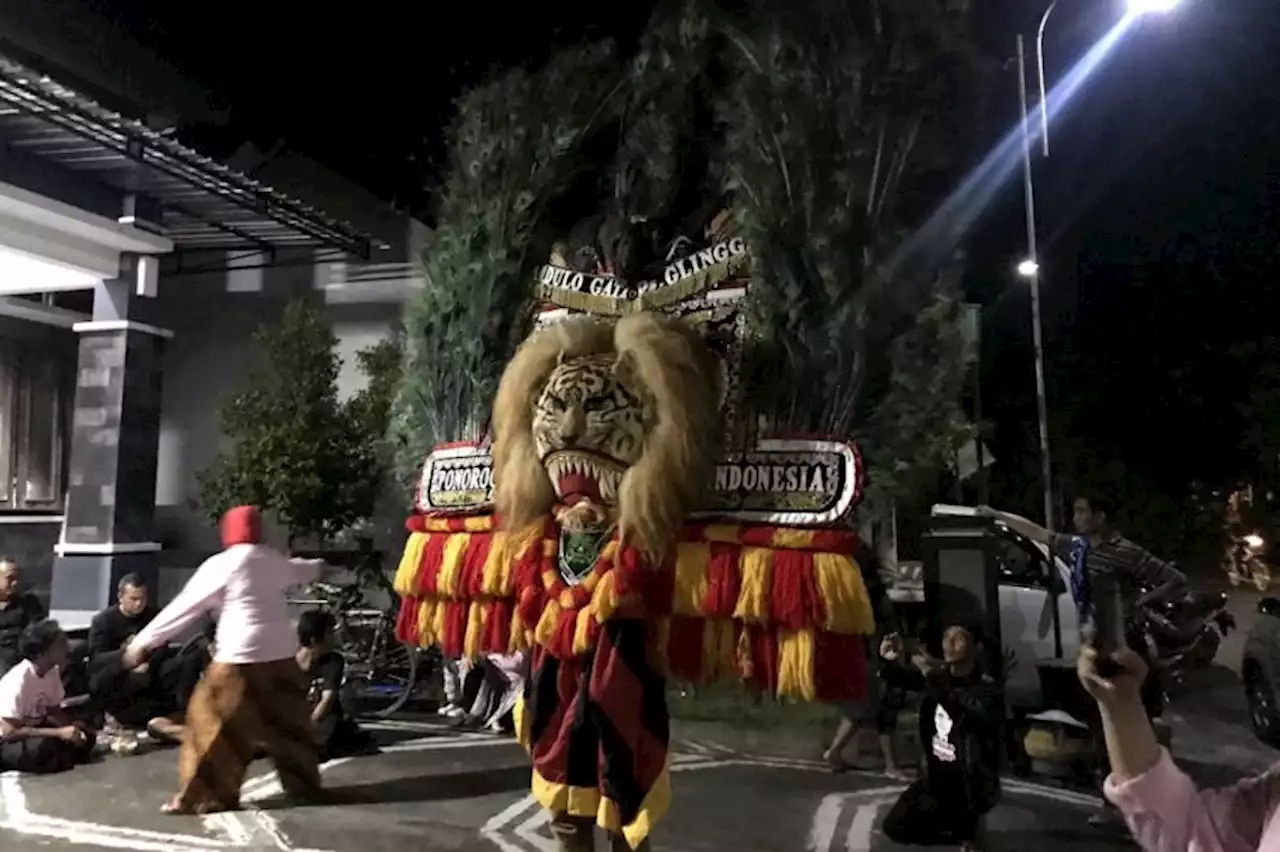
[[345, 630, 419, 719]]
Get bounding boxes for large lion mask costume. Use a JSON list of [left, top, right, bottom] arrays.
[[492, 312, 721, 566]]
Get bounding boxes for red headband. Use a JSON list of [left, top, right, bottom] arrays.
[[221, 505, 263, 547]]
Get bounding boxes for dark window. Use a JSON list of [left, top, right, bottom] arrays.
[[995, 529, 1051, 590], [0, 344, 65, 509]]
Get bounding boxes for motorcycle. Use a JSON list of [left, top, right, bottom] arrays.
[[1139, 585, 1236, 690], [1227, 532, 1271, 592]]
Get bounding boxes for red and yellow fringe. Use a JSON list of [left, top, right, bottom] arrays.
[[393, 513, 875, 702]]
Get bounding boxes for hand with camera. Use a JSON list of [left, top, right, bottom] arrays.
[[1077, 643, 1159, 786], [1078, 645, 1148, 709]]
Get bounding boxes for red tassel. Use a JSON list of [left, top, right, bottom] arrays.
[[416, 534, 449, 595], [547, 610, 578, 659], [458, 533, 493, 598], [742, 626, 778, 695], [613, 546, 643, 597], [516, 585, 544, 630], [511, 535, 544, 591], [739, 526, 778, 548], [567, 584, 593, 610], [701, 542, 741, 618], [485, 598, 513, 652], [394, 596, 419, 645], [441, 601, 469, 657], [812, 632, 866, 702], [770, 549, 813, 630]]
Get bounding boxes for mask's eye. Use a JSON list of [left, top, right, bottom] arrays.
[[542, 395, 566, 412], [582, 396, 609, 414]]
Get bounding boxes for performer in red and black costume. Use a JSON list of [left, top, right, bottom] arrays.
[[395, 314, 878, 852]]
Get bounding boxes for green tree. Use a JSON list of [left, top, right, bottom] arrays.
[[720, 0, 980, 502], [350, 335, 404, 451], [198, 300, 380, 547]]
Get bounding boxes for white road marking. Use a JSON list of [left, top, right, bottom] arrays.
[[0, 771, 227, 851], [514, 806, 557, 852], [807, 793, 844, 852], [844, 803, 884, 852]]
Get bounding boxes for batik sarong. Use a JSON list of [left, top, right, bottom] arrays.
[[173, 659, 320, 813]]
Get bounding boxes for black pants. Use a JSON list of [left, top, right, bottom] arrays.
[[91, 644, 207, 728], [314, 713, 377, 762], [0, 730, 96, 774], [882, 779, 987, 845]]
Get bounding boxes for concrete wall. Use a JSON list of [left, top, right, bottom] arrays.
[[148, 266, 405, 558]]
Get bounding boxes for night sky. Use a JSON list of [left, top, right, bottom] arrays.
[[95, 0, 1280, 518]]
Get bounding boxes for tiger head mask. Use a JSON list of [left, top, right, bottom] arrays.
[[491, 313, 721, 564]]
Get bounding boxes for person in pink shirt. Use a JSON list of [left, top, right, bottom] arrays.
[[1080, 644, 1280, 851], [121, 505, 332, 815]]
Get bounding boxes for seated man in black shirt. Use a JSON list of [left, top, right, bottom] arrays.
[[295, 611, 376, 761], [0, 557, 47, 677], [87, 574, 207, 740]]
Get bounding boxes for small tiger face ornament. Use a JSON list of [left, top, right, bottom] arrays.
[[532, 353, 651, 507]]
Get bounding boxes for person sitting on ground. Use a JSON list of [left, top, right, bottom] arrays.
[[881, 625, 1004, 852], [0, 557, 47, 677], [1080, 643, 1280, 851], [0, 620, 97, 773], [87, 573, 209, 743], [295, 610, 377, 762]]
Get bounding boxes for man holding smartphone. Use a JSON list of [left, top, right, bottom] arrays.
[[977, 494, 1186, 830]]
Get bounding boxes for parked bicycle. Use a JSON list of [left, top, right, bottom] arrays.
[[287, 562, 430, 718]]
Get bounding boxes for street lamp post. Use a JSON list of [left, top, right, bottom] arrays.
[[1016, 33, 1055, 533], [1016, 0, 1183, 531]]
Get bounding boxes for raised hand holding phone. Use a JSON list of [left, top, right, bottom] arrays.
[[1088, 578, 1128, 677]]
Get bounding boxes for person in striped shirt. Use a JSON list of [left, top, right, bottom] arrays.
[[979, 494, 1186, 831]]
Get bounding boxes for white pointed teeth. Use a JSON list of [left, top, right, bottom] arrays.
[[543, 452, 623, 503]]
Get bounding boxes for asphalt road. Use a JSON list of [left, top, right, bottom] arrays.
[[0, 718, 1130, 852]]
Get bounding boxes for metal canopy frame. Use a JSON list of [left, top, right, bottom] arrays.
[[0, 53, 374, 269]]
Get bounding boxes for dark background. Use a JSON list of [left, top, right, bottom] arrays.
[[90, 0, 1280, 546]]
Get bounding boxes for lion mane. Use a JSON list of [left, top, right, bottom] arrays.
[[492, 312, 721, 564]]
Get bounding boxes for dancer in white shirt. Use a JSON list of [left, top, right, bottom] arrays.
[[122, 506, 328, 814]]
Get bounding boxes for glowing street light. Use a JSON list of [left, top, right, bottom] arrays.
[[1128, 0, 1180, 14], [1015, 0, 1182, 532]]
